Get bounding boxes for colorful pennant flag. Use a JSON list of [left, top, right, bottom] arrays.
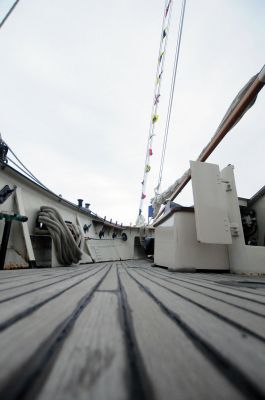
[[152, 114, 159, 123], [148, 205, 154, 218], [145, 165, 151, 173], [138, 0, 174, 217]]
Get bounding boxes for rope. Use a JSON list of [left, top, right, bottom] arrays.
[[136, 0, 174, 224], [8, 145, 48, 188], [38, 206, 83, 265], [156, 0, 187, 195], [0, 0, 22, 30], [0, 133, 49, 190], [7, 156, 49, 190]]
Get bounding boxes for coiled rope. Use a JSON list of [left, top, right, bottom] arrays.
[[38, 206, 83, 265]]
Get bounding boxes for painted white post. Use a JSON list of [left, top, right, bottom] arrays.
[[15, 187, 36, 267]]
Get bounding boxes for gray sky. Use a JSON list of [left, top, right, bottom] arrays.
[[0, 0, 264, 225]]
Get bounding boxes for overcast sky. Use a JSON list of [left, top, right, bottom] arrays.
[[0, 0, 264, 225]]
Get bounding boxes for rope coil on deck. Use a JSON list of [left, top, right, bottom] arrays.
[[38, 206, 82, 265]]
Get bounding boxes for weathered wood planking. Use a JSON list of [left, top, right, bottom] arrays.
[[141, 268, 265, 315], [0, 266, 95, 296], [125, 264, 265, 398], [0, 265, 96, 297], [0, 265, 108, 330], [38, 265, 128, 400], [0, 264, 110, 398], [133, 268, 265, 338], [142, 267, 265, 302], [0, 261, 264, 400], [118, 266, 242, 400]]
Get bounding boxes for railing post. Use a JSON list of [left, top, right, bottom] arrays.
[[0, 219, 12, 269]]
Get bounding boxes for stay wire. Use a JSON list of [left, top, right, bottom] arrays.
[[0, 0, 22, 30], [7, 145, 48, 188], [144, 0, 174, 169], [2, 134, 49, 189], [143, 0, 173, 169], [156, 0, 186, 194], [7, 156, 49, 190], [138, 0, 174, 218]]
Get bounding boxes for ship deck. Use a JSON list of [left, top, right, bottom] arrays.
[[0, 260, 265, 400]]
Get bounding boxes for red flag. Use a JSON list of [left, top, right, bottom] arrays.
[[149, 149, 153, 156], [141, 193, 146, 199]]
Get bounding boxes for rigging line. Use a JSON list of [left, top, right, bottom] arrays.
[[0, 0, 22, 30], [7, 157, 49, 190], [141, 0, 168, 175], [144, 1, 173, 168], [7, 145, 48, 188], [143, 2, 171, 159], [156, 0, 186, 194], [7, 156, 48, 189], [156, 0, 186, 195], [137, 0, 174, 220]]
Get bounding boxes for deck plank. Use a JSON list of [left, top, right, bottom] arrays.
[[126, 266, 265, 397], [118, 266, 243, 400], [0, 261, 264, 400], [147, 267, 265, 303], [0, 265, 95, 297], [0, 264, 108, 330], [37, 264, 128, 400], [143, 267, 265, 316], [0, 265, 110, 399], [134, 268, 265, 338]]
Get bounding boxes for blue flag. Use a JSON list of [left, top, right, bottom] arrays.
[[148, 205, 154, 218]]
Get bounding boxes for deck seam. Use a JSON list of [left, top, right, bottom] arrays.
[[144, 267, 265, 305], [133, 268, 265, 343], [0, 265, 93, 292], [125, 266, 265, 400], [152, 270, 265, 298], [117, 265, 156, 400], [139, 268, 265, 318], [0, 264, 109, 333], [0, 265, 112, 400], [0, 264, 102, 304]]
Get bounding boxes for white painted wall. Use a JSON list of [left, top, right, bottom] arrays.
[[0, 165, 151, 267]]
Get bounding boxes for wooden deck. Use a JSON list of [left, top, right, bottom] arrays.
[[0, 260, 265, 400]]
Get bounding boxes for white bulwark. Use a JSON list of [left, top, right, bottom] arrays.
[[155, 161, 265, 273]]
